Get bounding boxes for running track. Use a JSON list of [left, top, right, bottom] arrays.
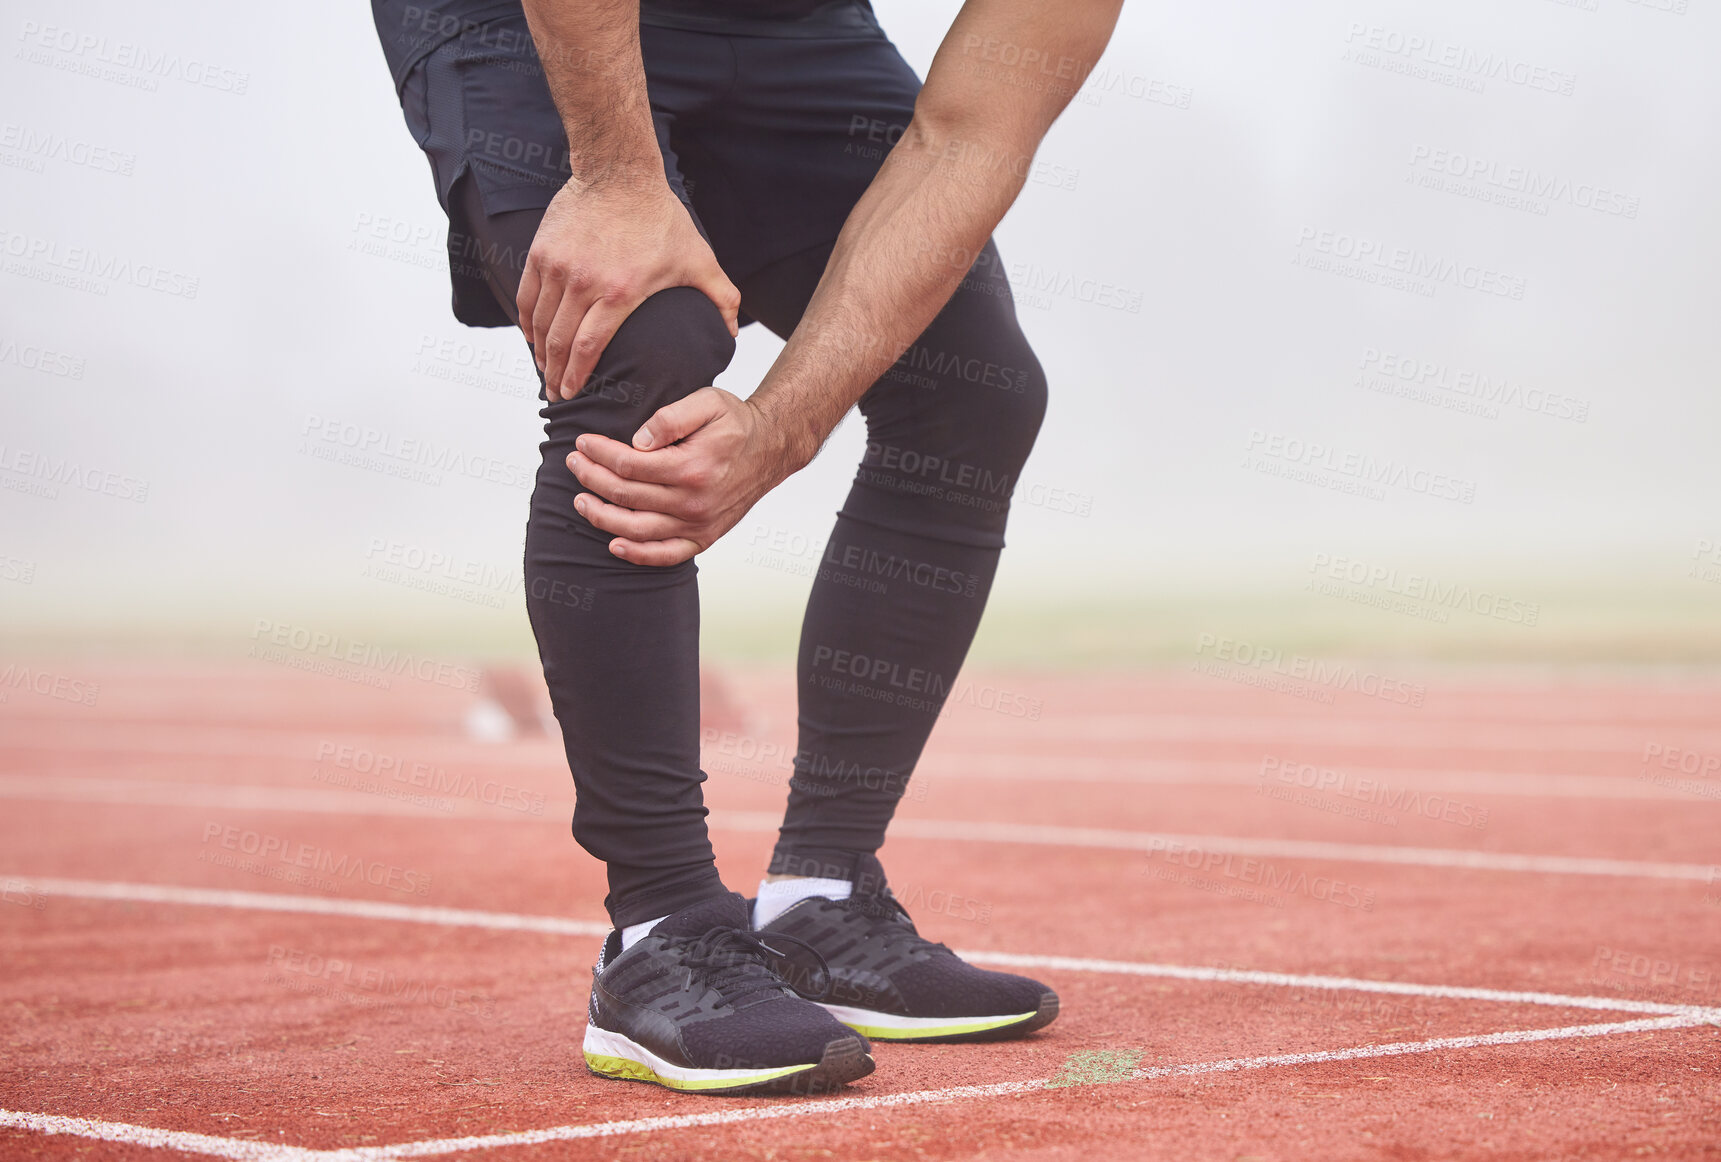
[[1, 659, 1718, 1159]]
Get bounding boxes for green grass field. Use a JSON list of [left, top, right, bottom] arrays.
[[7, 580, 1718, 670]]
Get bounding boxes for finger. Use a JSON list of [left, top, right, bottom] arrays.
[[566, 449, 681, 513], [540, 290, 595, 400], [689, 261, 743, 339], [562, 295, 637, 399], [516, 257, 544, 348], [573, 492, 687, 542], [574, 432, 692, 486], [607, 537, 703, 567], [633, 388, 725, 450], [530, 271, 574, 377]]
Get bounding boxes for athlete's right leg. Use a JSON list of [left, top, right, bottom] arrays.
[[374, 10, 873, 1092], [455, 191, 875, 1094], [450, 178, 734, 929]]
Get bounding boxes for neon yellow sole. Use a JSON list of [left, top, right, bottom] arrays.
[[583, 1051, 810, 1092], [836, 1011, 1037, 1041]]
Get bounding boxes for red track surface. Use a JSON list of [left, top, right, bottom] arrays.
[[2, 659, 1719, 1160]]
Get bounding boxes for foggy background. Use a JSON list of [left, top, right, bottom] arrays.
[[3, 0, 1717, 663]]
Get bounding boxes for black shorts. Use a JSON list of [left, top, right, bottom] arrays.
[[388, 5, 919, 326]]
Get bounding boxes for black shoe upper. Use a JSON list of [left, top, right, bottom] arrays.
[[757, 854, 1050, 1019], [590, 891, 863, 1071]]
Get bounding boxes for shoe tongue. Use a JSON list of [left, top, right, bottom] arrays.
[[650, 891, 750, 941]]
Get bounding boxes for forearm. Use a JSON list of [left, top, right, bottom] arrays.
[[519, 0, 659, 186], [749, 121, 1029, 466], [750, 0, 1124, 469], [513, 1, 740, 395]]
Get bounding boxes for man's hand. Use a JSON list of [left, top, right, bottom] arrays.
[[513, 0, 735, 397], [535, 0, 1122, 565], [517, 177, 741, 401], [566, 389, 809, 565]]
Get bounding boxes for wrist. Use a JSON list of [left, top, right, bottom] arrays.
[[564, 156, 662, 195], [562, 121, 664, 193], [752, 393, 822, 476]]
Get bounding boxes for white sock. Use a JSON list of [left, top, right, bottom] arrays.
[[753, 876, 851, 928], [619, 913, 668, 951]]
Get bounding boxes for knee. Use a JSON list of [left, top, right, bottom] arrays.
[[962, 333, 1048, 473], [580, 286, 736, 416], [528, 290, 736, 553], [1005, 343, 1049, 457]]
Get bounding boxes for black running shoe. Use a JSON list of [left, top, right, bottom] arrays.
[[754, 855, 1059, 1042], [583, 892, 874, 1094]]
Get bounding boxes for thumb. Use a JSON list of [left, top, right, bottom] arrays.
[[691, 262, 743, 338], [634, 388, 723, 450]]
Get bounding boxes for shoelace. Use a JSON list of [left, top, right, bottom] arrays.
[[667, 926, 832, 1006]]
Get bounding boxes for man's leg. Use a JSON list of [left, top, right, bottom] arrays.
[[734, 240, 1049, 884], [659, 25, 1044, 876], [736, 239, 1059, 1041], [456, 185, 876, 1095], [379, 14, 878, 1092], [645, 19, 1059, 1038], [451, 178, 733, 929]]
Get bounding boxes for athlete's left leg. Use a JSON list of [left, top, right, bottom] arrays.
[[732, 238, 1059, 1043], [661, 22, 1058, 1040], [668, 25, 1049, 882], [734, 240, 1048, 882]]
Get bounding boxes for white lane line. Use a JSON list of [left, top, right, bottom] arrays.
[[8, 765, 1707, 817], [0, 776, 491, 820], [1120, 1014, 1714, 1078], [357, 1018, 1709, 1158], [0, 730, 566, 767], [13, 708, 1721, 760], [961, 954, 1721, 1020], [710, 811, 1721, 881], [5, 776, 1711, 882], [0, 1110, 313, 1161], [923, 720, 1721, 753], [13, 877, 1720, 1021], [918, 757, 1711, 802], [0, 1109, 318, 1161], [3, 1016, 1710, 1160], [14, 878, 610, 938]]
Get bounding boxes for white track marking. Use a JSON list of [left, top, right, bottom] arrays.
[[5, 767, 1706, 816], [918, 756, 1710, 801], [3, 776, 1713, 881], [11, 877, 1720, 1021], [0, 776, 541, 821], [2, 1016, 1710, 1160], [8, 761, 1711, 810], [14, 877, 609, 938], [926, 716, 1721, 752], [959, 953, 1721, 1020], [0, 1110, 319, 1161], [710, 811, 1721, 881], [1119, 1015, 1711, 1079], [12, 707, 1721, 761], [0, 728, 566, 766]]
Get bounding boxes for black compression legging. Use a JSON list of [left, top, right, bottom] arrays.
[[454, 176, 1046, 927]]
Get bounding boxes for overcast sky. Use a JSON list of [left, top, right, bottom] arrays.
[[2, 0, 1717, 642]]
